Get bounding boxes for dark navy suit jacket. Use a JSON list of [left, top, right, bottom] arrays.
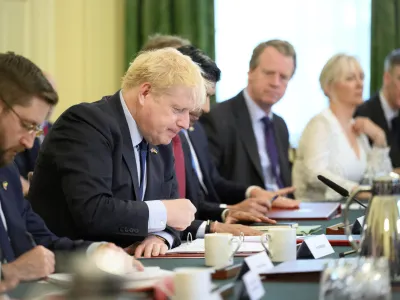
[[0, 163, 90, 262], [181, 122, 252, 236], [28, 91, 181, 248]]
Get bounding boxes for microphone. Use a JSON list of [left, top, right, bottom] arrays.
[[317, 175, 367, 209]]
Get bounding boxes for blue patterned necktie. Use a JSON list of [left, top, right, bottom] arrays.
[[138, 139, 148, 200], [261, 116, 284, 189]]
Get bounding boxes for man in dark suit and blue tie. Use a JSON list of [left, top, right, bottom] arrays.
[[29, 48, 202, 257], [200, 40, 297, 196], [0, 52, 142, 285]]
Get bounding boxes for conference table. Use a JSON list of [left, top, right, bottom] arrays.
[[8, 208, 400, 299]]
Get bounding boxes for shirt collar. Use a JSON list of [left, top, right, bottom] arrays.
[[379, 90, 399, 122], [243, 88, 273, 124], [119, 90, 143, 147]]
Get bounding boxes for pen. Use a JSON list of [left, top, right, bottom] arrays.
[[26, 232, 37, 247], [269, 195, 279, 204], [339, 249, 356, 258]]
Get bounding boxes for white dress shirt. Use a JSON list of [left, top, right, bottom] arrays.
[[243, 89, 279, 191], [293, 109, 392, 201], [379, 91, 399, 129]]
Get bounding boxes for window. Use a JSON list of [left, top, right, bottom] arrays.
[[215, 0, 371, 147]]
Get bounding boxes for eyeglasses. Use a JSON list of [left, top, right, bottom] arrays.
[[0, 96, 44, 137]]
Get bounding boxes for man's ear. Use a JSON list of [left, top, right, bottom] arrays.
[[138, 83, 151, 105], [383, 71, 391, 87]]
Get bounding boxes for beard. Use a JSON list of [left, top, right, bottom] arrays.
[[0, 130, 22, 168]]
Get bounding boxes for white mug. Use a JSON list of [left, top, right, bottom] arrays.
[[204, 233, 242, 267], [261, 227, 297, 262], [172, 267, 212, 300]]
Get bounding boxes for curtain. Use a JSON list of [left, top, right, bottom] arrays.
[[125, 0, 215, 68], [370, 0, 400, 94]]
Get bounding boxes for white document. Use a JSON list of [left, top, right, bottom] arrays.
[[167, 237, 265, 254]]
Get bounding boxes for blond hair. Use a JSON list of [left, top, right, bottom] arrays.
[[319, 54, 363, 95], [122, 48, 206, 110], [141, 34, 191, 51]]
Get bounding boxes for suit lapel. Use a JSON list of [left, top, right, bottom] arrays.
[[180, 131, 201, 210], [0, 181, 30, 257], [371, 94, 391, 138], [232, 95, 264, 182], [106, 93, 140, 200]]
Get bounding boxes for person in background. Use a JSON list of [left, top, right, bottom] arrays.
[[200, 40, 296, 199], [355, 49, 400, 171], [141, 33, 191, 51], [293, 54, 392, 201], [0, 52, 143, 286], [28, 48, 203, 258], [176, 45, 300, 238]]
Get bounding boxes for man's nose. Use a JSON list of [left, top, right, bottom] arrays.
[[20, 132, 36, 149], [177, 112, 190, 130]]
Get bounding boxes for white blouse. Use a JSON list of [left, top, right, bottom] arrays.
[[293, 109, 392, 201]]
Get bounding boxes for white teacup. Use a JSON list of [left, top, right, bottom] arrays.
[[173, 267, 212, 300], [261, 227, 297, 262], [204, 233, 242, 267]]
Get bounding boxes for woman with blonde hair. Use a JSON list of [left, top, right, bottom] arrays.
[[293, 54, 392, 201]]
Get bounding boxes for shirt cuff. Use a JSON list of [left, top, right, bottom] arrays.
[[152, 231, 174, 249], [145, 200, 167, 232], [221, 209, 229, 222], [219, 203, 228, 209], [245, 185, 260, 198], [196, 221, 207, 238], [86, 242, 108, 257]]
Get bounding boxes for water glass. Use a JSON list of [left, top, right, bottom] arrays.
[[319, 257, 391, 300]]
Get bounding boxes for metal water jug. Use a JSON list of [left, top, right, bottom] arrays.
[[344, 175, 400, 278]]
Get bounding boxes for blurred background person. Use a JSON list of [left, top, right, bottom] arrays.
[[355, 49, 400, 171], [293, 54, 392, 201], [200, 40, 296, 196]]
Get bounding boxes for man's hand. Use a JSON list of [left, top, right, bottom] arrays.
[[272, 196, 301, 209], [133, 236, 169, 258], [20, 176, 30, 196], [250, 186, 296, 199], [94, 243, 144, 272], [224, 210, 276, 225], [2, 246, 55, 281], [161, 199, 197, 231], [353, 117, 387, 147], [211, 221, 263, 236], [230, 198, 271, 214]]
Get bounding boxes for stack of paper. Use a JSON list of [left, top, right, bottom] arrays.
[[167, 237, 265, 254]]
